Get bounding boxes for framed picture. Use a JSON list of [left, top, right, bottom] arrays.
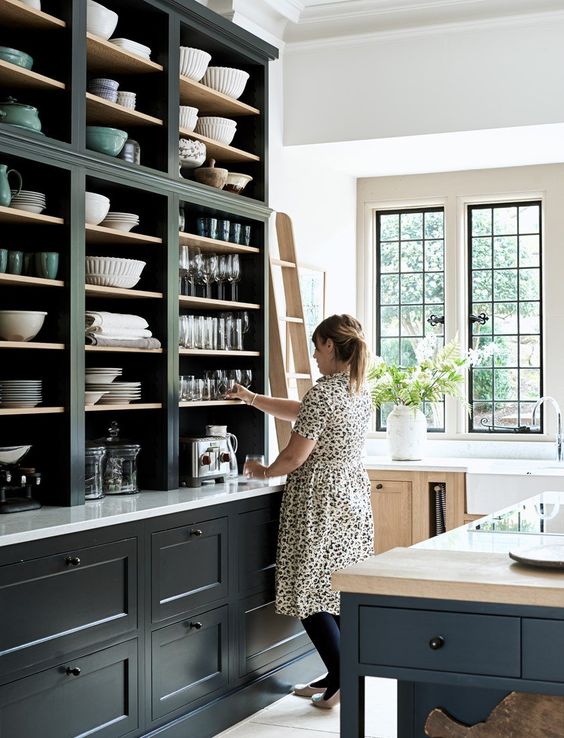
[[299, 265, 327, 356]]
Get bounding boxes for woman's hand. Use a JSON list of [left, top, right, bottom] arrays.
[[225, 383, 253, 404], [243, 460, 267, 479]]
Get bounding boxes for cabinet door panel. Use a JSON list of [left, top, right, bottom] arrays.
[[523, 618, 564, 681], [152, 517, 228, 622], [238, 594, 309, 678], [0, 538, 137, 676], [238, 503, 279, 595], [151, 605, 228, 720], [0, 640, 138, 738], [370, 480, 412, 553]]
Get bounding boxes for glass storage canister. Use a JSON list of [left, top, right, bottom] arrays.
[[85, 443, 106, 500], [96, 421, 141, 495]]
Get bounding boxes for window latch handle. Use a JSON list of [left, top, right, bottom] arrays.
[[469, 312, 489, 325], [427, 314, 444, 327]]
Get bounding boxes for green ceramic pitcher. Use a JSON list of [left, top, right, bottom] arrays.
[[0, 164, 22, 207]]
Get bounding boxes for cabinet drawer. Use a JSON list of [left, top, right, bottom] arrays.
[[237, 593, 309, 678], [0, 538, 137, 676], [151, 516, 228, 622], [237, 503, 279, 594], [0, 639, 138, 738], [523, 618, 564, 682], [151, 605, 228, 721], [359, 607, 521, 677]]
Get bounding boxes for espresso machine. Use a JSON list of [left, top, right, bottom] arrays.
[[179, 436, 233, 487], [0, 445, 42, 513]]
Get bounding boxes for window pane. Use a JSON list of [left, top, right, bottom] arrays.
[[425, 240, 444, 271], [380, 306, 399, 336], [401, 273, 423, 304], [468, 202, 542, 433], [380, 274, 399, 304], [380, 214, 399, 241], [400, 306, 423, 336], [400, 212, 423, 239], [425, 273, 444, 303], [380, 242, 399, 272], [401, 241, 423, 272], [424, 211, 444, 239], [380, 338, 399, 364]]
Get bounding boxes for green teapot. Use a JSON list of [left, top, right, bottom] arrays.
[[0, 164, 22, 207], [0, 97, 42, 133]]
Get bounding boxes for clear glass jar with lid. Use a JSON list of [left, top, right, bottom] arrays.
[[96, 421, 141, 495], [85, 443, 106, 500]]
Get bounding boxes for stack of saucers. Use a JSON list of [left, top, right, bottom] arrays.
[[88, 77, 119, 102], [0, 379, 42, 408], [100, 211, 140, 232], [10, 190, 46, 214], [85, 367, 122, 385], [109, 38, 151, 59], [94, 381, 141, 405]]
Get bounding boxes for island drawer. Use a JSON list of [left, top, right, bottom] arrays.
[[151, 516, 228, 622], [0, 537, 137, 677], [359, 606, 521, 677], [523, 618, 564, 681]]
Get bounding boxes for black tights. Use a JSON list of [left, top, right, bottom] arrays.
[[301, 612, 340, 698]]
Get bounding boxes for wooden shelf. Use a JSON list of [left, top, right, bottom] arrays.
[[87, 33, 164, 74], [86, 93, 163, 127], [179, 349, 260, 356], [179, 75, 259, 117], [85, 224, 162, 246], [0, 59, 65, 91], [179, 232, 259, 255], [0, 0, 66, 30], [85, 402, 162, 412], [179, 296, 260, 310], [180, 400, 244, 407], [280, 316, 304, 323], [271, 258, 296, 268], [0, 273, 63, 288], [0, 406, 65, 415], [180, 127, 260, 164], [85, 345, 163, 354], [0, 205, 63, 225], [0, 341, 64, 350], [85, 284, 163, 299]]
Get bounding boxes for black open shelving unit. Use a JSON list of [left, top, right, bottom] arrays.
[[0, 0, 278, 506]]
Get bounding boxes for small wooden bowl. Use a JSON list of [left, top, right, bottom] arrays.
[[194, 158, 228, 189]]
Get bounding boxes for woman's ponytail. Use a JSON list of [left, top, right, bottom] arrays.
[[312, 314, 369, 394]]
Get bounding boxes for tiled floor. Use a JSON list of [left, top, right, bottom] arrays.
[[214, 677, 397, 738]]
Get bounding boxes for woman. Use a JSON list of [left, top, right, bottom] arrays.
[[228, 314, 373, 709]]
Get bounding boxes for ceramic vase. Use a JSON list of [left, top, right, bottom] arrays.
[[386, 405, 427, 460]]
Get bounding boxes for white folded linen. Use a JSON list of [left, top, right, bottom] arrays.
[[87, 328, 153, 339], [85, 311, 149, 331]]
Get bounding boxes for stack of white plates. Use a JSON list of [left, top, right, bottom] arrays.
[[110, 38, 151, 59], [100, 212, 140, 232], [10, 190, 46, 214], [86, 367, 123, 385], [88, 381, 142, 404], [0, 379, 42, 408]]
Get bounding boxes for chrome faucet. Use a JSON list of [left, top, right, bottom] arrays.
[[532, 396, 563, 461]]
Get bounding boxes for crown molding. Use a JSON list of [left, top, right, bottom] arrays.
[[206, 0, 303, 42], [285, 6, 564, 50]]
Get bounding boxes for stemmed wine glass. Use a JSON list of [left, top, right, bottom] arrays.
[[189, 248, 203, 296], [240, 368, 252, 389], [179, 244, 190, 296], [230, 254, 241, 301], [218, 254, 230, 301], [202, 254, 218, 299]]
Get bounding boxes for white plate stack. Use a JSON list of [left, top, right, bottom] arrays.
[[10, 190, 46, 214], [109, 38, 152, 59], [0, 379, 42, 408], [100, 212, 140, 232], [85, 367, 123, 385], [94, 381, 141, 404]]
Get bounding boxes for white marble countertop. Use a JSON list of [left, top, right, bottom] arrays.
[[363, 455, 564, 475], [0, 478, 284, 548]]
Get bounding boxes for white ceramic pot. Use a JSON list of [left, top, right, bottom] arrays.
[[386, 405, 427, 460]]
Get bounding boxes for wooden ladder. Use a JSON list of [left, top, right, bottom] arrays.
[[269, 212, 314, 448]]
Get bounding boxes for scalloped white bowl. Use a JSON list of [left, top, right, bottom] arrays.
[[195, 116, 236, 145], [179, 105, 199, 132], [179, 47, 211, 82], [202, 66, 249, 100]]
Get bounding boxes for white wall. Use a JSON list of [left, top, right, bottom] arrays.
[[284, 14, 564, 146]]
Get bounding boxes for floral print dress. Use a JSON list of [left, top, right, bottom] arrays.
[[275, 372, 373, 619]]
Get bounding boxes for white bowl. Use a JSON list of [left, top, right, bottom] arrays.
[[224, 171, 253, 194], [0, 310, 47, 342], [110, 38, 151, 55], [86, 255, 145, 277], [85, 274, 141, 289], [179, 47, 211, 82], [21, 0, 41, 8], [85, 391, 108, 405], [195, 116, 236, 145], [179, 105, 198, 132], [11, 203, 45, 214], [100, 220, 138, 232], [86, 373, 120, 385], [85, 191, 110, 225], [87, 0, 118, 40], [202, 66, 249, 100], [0, 445, 31, 464]]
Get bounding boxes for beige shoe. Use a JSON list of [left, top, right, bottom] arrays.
[[293, 683, 326, 697], [311, 690, 340, 709]]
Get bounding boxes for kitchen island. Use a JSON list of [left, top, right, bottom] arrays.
[[334, 491, 564, 738]]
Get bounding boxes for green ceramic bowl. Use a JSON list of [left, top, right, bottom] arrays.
[[86, 126, 128, 157], [0, 46, 33, 70]]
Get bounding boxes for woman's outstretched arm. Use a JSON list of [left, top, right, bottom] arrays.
[[227, 384, 301, 422], [245, 431, 316, 479]]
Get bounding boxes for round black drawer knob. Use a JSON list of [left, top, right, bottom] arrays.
[[65, 666, 81, 676], [65, 556, 81, 567], [191, 529, 203, 537], [190, 621, 203, 630], [429, 636, 445, 650], [375, 484, 383, 490]]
